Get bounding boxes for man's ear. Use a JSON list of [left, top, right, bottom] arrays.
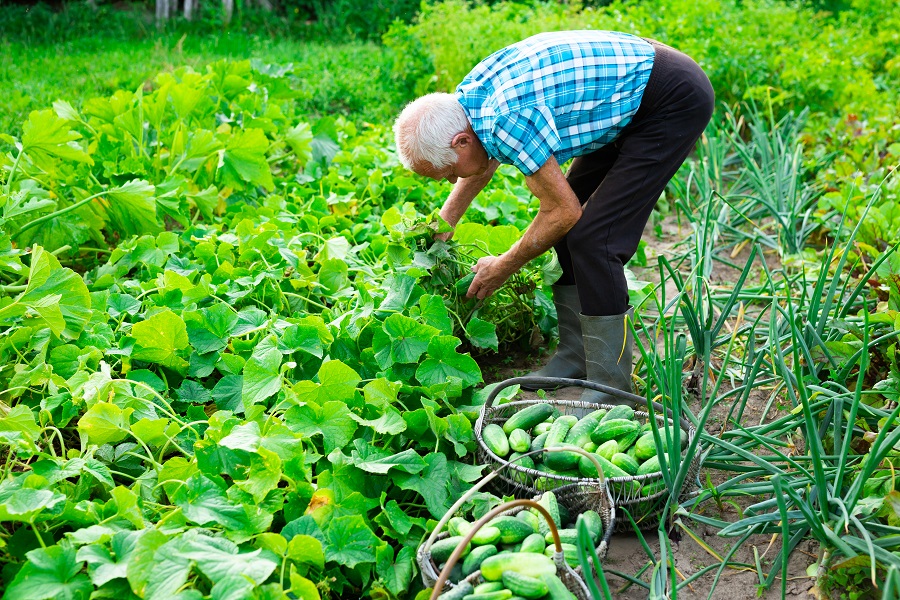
[[450, 131, 471, 148]]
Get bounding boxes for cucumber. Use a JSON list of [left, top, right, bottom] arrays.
[[431, 536, 470, 563], [502, 571, 549, 599], [637, 455, 661, 476], [530, 431, 550, 454], [463, 592, 512, 600], [544, 528, 578, 545], [579, 510, 603, 543], [508, 452, 535, 470], [564, 409, 606, 447], [641, 421, 654, 433], [448, 516, 469, 537], [533, 421, 553, 436], [471, 525, 502, 546], [516, 510, 541, 533], [590, 418, 640, 445], [490, 516, 535, 544], [544, 542, 579, 567], [519, 532, 546, 553], [639, 480, 666, 497], [530, 491, 560, 536], [612, 452, 640, 475], [582, 441, 598, 453], [462, 544, 499, 576], [601, 404, 635, 422], [438, 581, 473, 600], [540, 573, 578, 600], [626, 444, 639, 460], [454, 273, 476, 296], [483, 423, 511, 457], [503, 404, 555, 434], [616, 427, 641, 452], [508, 428, 532, 453], [596, 439, 619, 461], [473, 582, 505, 594], [479, 552, 557, 581], [577, 452, 631, 480], [543, 416, 579, 470]]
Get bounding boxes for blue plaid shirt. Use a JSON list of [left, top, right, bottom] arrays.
[[456, 31, 655, 175]]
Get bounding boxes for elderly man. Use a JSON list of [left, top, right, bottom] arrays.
[[393, 30, 713, 403]]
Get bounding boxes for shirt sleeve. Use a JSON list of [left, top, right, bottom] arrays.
[[490, 106, 562, 176]]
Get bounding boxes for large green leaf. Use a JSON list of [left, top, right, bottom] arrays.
[[218, 128, 275, 191], [178, 535, 278, 585], [0, 487, 66, 522], [347, 440, 426, 475], [103, 179, 160, 236], [77, 402, 131, 446], [21, 110, 92, 170], [372, 314, 440, 369], [185, 302, 238, 354], [393, 453, 453, 518], [324, 515, 380, 569], [4, 543, 92, 600], [286, 401, 358, 454], [131, 309, 190, 373], [76, 531, 140, 586], [242, 336, 283, 408], [416, 336, 482, 388]]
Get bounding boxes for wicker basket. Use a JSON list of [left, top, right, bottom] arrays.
[[423, 499, 593, 600], [475, 376, 703, 531], [417, 458, 614, 592]]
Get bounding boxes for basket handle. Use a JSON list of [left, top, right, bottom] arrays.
[[429, 498, 563, 600], [482, 376, 693, 433]]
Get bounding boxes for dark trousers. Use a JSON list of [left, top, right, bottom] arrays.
[[555, 40, 715, 316]]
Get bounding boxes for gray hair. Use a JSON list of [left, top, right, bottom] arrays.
[[393, 93, 470, 171]]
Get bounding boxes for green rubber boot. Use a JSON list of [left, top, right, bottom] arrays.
[[522, 285, 586, 390], [578, 307, 635, 406]]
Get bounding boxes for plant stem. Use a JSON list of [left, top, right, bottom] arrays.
[[13, 189, 110, 238]]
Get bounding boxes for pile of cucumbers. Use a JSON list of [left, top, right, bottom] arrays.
[[432, 492, 599, 599], [482, 402, 686, 496]]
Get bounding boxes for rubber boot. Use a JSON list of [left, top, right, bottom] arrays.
[[578, 307, 635, 406], [521, 285, 587, 390]]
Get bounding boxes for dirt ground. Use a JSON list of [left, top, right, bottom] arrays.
[[476, 213, 820, 598]]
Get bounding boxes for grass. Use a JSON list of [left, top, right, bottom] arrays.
[[0, 31, 406, 137]]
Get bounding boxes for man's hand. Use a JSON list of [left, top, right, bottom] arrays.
[[467, 255, 515, 300]]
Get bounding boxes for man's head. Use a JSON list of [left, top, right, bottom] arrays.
[[393, 92, 489, 183]]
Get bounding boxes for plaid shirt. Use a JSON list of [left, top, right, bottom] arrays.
[[456, 31, 654, 175]]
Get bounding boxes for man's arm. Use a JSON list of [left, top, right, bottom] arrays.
[[436, 159, 500, 240], [466, 156, 582, 299]]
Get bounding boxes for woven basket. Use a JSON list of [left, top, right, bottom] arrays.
[[417, 458, 614, 592], [423, 499, 592, 600], [475, 376, 702, 531]]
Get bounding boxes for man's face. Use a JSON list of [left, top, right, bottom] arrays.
[[415, 131, 488, 184]]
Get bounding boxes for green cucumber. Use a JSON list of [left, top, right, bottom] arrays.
[[479, 552, 557, 581], [483, 423, 511, 457], [582, 441, 598, 453], [596, 439, 619, 461], [601, 404, 634, 422], [431, 536, 470, 563], [516, 510, 541, 533], [540, 573, 577, 600], [502, 571, 549, 599], [543, 415, 579, 470], [533, 421, 553, 436], [462, 544, 499, 576], [544, 542, 579, 567], [462, 592, 512, 600], [530, 431, 550, 454], [637, 455, 661, 476], [590, 418, 640, 445], [577, 452, 631, 480], [544, 528, 578, 546], [530, 491, 560, 536], [438, 581, 473, 600], [471, 525, 502, 546], [473, 582, 505, 594], [580, 510, 603, 543], [448, 516, 469, 537], [454, 272, 476, 296], [639, 480, 666, 497], [564, 409, 606, 447], [503, 404, 555, 434], [616, 426, 641, 452], [490, 516, 534, 543], [612, 452, 640, 475], [519, 532, 546, 553], [508, 428, 532, 453]]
